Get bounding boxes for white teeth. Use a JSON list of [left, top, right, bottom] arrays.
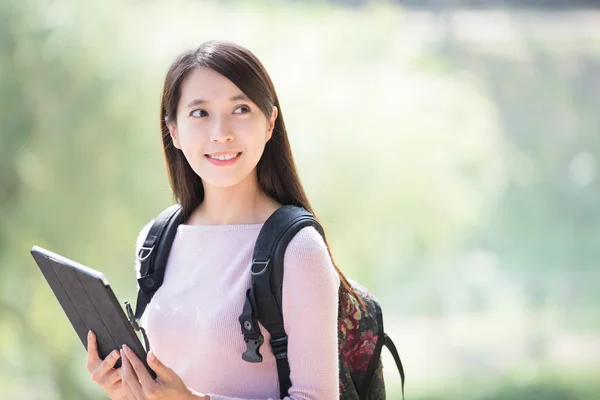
[[209, 153, 238, 161]]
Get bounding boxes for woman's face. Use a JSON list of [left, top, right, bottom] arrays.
[[168, 66, 277, 189]]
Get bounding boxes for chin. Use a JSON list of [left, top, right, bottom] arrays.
[[192, 161, 257, 190], [199, 174, 247, 189]]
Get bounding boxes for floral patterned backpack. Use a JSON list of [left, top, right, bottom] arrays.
[[132, 205, 405, 399]]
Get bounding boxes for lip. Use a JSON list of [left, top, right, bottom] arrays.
[[204, 152, 242, 166]]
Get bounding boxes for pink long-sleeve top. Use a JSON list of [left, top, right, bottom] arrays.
[[134, 220, 341, 400]]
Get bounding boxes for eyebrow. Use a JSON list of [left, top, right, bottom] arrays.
[[185, 94, 250, 108]]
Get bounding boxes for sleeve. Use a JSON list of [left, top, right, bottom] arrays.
[[208, 226, 341, 400]]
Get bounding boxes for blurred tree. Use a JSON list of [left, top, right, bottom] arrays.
[[0, 0, 169, 398]]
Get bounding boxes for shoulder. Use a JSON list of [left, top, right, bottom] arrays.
[[284, 226, 328, 261], [281, 226, 340, 311], [283, 226, 339, 286]]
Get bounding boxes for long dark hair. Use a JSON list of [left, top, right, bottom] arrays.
[[159, 40, 360, 307]]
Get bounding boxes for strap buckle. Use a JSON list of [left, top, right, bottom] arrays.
[[242, 335, 264, 363], [240, 287, 264, 363], [136, 246, 154, 262], [251, 259, 270, 275]]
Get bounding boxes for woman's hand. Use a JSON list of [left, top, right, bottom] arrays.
[[120, 344, 209, 400], [86, 330, 127, 400]]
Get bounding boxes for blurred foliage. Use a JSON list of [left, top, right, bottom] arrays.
[[328, 0, 600, 9], [1, 0, 599, 399]]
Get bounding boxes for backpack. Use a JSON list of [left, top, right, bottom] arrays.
[[125, 204, 405, 399]]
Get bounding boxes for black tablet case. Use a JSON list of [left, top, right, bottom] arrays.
[[30, 246, 156, 379]]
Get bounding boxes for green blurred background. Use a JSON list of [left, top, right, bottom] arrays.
[[2, 0, 599, 399]]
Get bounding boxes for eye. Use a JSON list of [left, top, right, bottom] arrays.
[[233, 105, 250, 114], [190, 109, 208, 118]]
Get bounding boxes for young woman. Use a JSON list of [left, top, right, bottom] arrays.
[[85, 40, 358, 400]]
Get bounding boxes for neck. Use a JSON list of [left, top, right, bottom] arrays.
[[186, 171, 280, 226]]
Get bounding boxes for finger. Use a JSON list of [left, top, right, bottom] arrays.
[[120, 352, 135, 397], [109, 379, 126, 397], [122, 376, 137, 400], [101, 368, 122, 386], [123, 345, 155, 388], [108, 368, 123, 385], [146, 350, 173, 380], [121, 349, 134, 382], [92, 349, 121, 380], [86, 331, 101, 372], [121, 349, 144, 399]]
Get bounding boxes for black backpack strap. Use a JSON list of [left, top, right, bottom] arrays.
[[238, 205, 324, 398], [129, 204, 183, 350], [384, 335, 405, 399], [359, 301, 405, 399]]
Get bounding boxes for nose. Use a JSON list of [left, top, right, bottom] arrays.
[[210, 118, 234, 143]]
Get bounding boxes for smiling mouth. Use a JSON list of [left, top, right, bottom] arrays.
[[204, 152, 242, 161]]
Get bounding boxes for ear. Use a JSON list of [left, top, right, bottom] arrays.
[[166, 118, 181, 149], [266, 106, 278, 142]]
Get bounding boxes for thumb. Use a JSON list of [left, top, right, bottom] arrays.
[[147, 351, 175, 378]]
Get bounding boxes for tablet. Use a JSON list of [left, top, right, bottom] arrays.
[[30, 245, 156, 379]]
